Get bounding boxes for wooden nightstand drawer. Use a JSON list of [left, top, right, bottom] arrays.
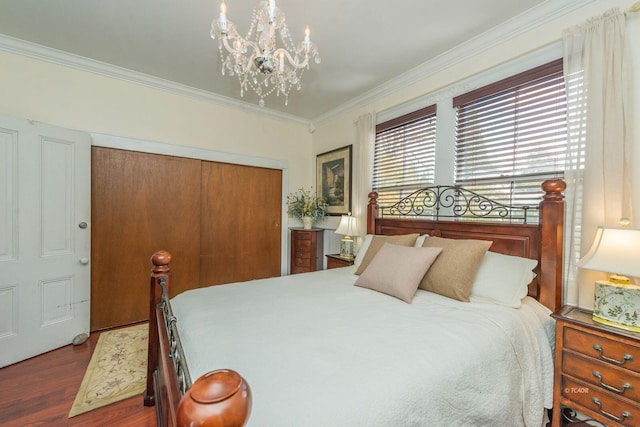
[[290, 265, 307, 274], [293, 232, 312, 240], [563, 350, 640, 401], [294, 239, 312, 253], [325, 254, 354, 269], [564, 326, 640, 373], [293, 256, 311, 267], [562, 376, 639, 426]]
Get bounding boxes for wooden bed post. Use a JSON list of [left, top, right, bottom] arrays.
[[367, 191, 379, 234], [538, 179, 566, 313], [145, 250, 253, 426], [144, 250, 172, 406]]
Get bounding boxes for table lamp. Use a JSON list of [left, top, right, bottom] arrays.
[[335, 213, 359, 259], [577, 226, 640, 331]]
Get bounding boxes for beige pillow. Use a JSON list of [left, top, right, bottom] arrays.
[[355, 243, 442, 303], [420, 236, 492, 301], [354, 233, 420, 275]]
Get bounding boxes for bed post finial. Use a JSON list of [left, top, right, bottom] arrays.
[[151, 250, 172, 272], [145, 250, 173, 406], [367, 191, 379, 234], [539, 179, 565, 312], [177, 369, 252, 426], [542, 179, 566, 201]]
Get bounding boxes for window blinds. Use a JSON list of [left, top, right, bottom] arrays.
[[373, 105, 437, 208], [453, 59, 566, 221]]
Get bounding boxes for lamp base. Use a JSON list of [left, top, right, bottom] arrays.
[[339, 237, 355, 259], [593, 280, 640, 332]]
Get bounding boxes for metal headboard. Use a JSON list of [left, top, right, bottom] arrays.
[[378, 185, 537, 224], [158, 277, 192, 396]]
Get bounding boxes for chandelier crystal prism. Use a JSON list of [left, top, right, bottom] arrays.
[[210, 0, 321, 108]]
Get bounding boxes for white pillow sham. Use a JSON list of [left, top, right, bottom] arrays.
[[353, 234, 373, 267], [414, 234, 429, 247], [470, 251, 538, 308]]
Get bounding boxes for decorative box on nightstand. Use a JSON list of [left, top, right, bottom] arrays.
[[552, 305, 640, 426], [325, 253, 355, 269]]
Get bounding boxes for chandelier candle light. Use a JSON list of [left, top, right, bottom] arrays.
[[210, 0, 320, 107]]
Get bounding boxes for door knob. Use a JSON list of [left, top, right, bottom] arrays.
[[79, 257, 89, 265], [79, 222, 88, 229]]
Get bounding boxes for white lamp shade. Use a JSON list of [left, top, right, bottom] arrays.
[[335, 215, 359, 237], [577, 226, 640, 278]]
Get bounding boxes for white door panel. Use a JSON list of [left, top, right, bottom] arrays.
[[0, 115, 90, 367]]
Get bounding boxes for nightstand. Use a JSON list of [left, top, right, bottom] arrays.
[[552, 305, 640, 426], [290, 228, 324, 274], [325, 253, 355, 269]]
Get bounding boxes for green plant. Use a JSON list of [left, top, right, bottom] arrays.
[[286, 187, 327, 220]]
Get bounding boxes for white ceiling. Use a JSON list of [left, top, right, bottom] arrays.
[[0, 0, 585, 121]]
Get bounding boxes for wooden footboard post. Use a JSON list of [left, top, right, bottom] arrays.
[[367, 191, 379, 234], [144, 250, 172, 406], [538, 179, 566, 313]]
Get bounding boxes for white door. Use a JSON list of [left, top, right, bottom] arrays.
[[0, 115, 91, 367]]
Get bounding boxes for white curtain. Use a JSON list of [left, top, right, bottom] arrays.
[[630, 5, 640, 226], [353, 113, 376, 243], [563, 7, 636, 308]]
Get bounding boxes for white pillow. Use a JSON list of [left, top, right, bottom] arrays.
[[354, 234, 373, 267], [414, 234, 429, 247], [470, 251, 538, 308]]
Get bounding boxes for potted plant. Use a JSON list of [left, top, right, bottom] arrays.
[[287, 187, 327, 229]]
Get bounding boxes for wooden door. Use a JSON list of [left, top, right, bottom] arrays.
[[91, 148, 201, 330], [200, 162, 282, 286]]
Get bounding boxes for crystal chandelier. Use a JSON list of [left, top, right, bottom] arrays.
[[210, 0, 321, 108]]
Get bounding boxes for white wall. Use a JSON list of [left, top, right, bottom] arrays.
[[0, 50, 314, 193], [311, 0, 640, 306]]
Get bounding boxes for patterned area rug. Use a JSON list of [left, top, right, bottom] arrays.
[[68, 323, 148, 417]]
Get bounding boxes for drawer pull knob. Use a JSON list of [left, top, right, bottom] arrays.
[[591, 397, 632, 422], [593, 371, 633, 394], [593, 344, 634, 366]]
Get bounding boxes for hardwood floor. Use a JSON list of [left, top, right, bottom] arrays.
[[0, 328, 156, 426]]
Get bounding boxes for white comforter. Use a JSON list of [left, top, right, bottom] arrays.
[[172, 266, 554, 427]]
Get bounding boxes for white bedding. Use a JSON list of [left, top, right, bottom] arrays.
[[172, 266, 555, 427]]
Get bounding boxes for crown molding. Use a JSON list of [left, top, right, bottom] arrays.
[[313, 0, 595, 124], [0, 33, 312, 128]]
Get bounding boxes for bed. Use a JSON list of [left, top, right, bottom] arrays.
[[144, 179, 566, 427]]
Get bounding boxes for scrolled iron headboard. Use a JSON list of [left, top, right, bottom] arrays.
[[379, 185, 537, 224]]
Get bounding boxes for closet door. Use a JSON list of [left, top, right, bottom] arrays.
[[200, 162, 282, 286], [91, 148, 201, 330]]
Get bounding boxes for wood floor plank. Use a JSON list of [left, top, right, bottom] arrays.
[[0, 327, 156, 426]]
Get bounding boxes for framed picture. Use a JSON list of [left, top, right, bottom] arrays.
[[316, 145, 352, 215]]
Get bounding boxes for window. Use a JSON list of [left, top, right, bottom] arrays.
[[453, 59, 566, 217], [373, 105, 437, 208]]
